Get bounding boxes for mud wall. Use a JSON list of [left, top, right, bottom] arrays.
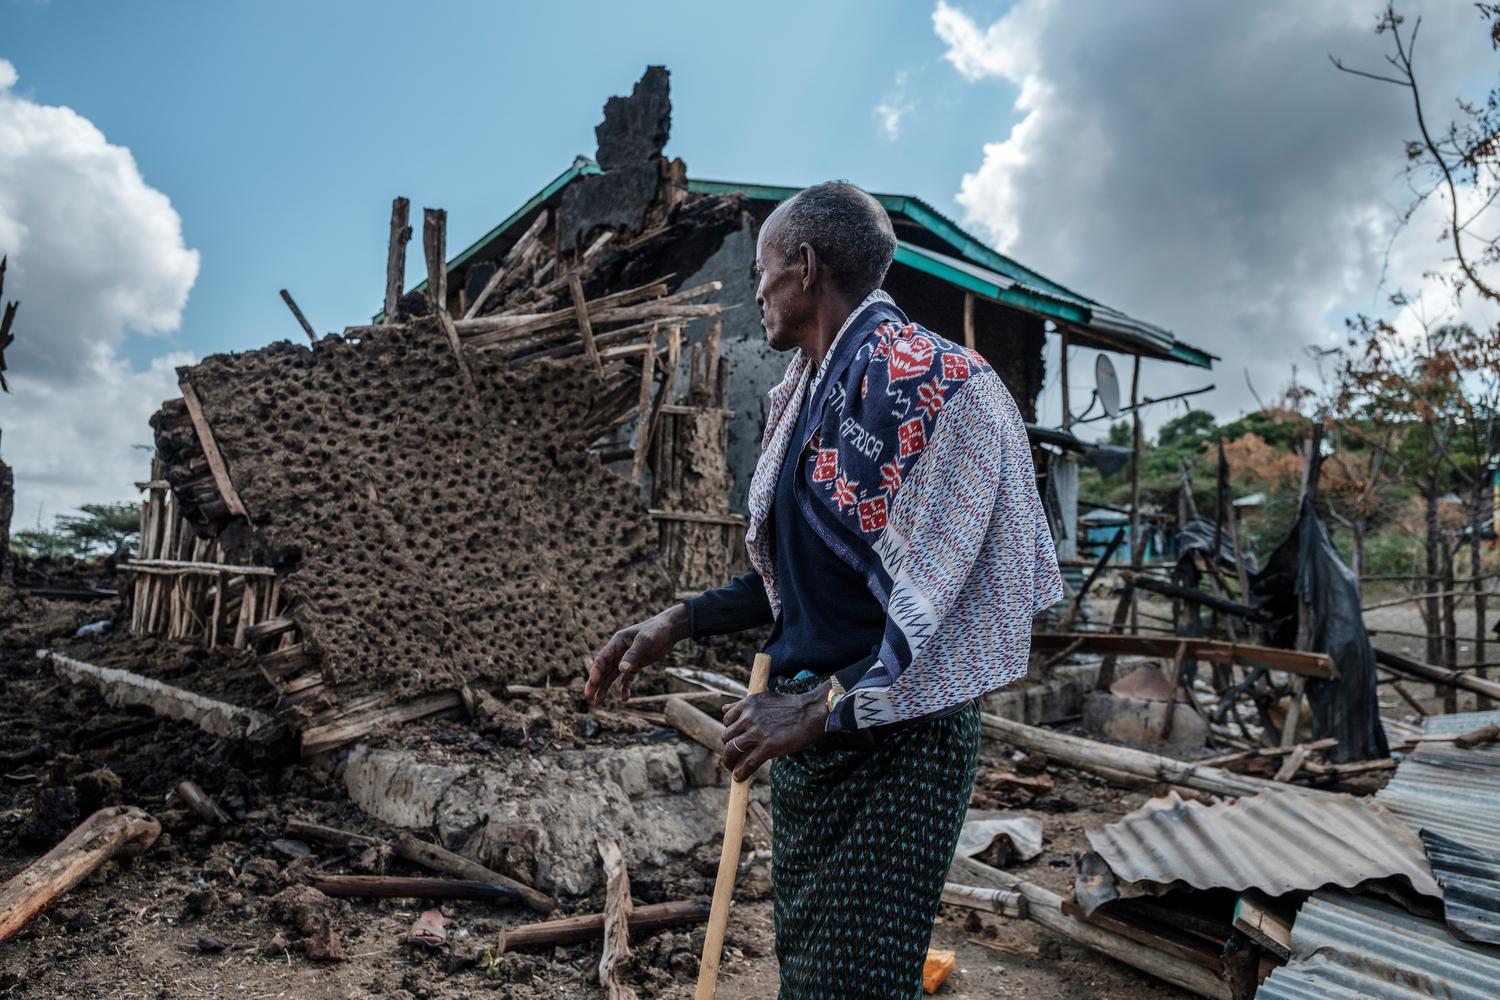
[[172, 322, 673, 705]]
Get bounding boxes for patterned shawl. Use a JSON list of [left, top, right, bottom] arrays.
[[746, 297, 1064, 731]]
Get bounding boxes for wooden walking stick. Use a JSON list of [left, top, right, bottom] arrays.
[[694, 652, 771, 999]]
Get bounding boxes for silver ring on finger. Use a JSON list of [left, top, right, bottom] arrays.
[[731, 736, 744, 753]]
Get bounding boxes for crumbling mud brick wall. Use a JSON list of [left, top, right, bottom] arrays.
[[157, 320, 673, 706]]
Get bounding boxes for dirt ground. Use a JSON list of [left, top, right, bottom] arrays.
[[1, 587, 1193, 1000]]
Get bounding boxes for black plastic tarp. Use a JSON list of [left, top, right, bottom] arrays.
[[1251, 500, 1389, 762]]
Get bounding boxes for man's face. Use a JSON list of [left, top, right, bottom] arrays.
[[754, 207, 812, 352]]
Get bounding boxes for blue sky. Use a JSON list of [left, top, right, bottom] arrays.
[[3, 1, 1495, 521], [6, 0, 1011, 367]]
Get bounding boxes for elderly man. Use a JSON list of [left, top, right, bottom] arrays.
[[585, 182, 1062, 997]]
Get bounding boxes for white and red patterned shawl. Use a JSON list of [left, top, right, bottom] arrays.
[[746, 295, 1064, 731]]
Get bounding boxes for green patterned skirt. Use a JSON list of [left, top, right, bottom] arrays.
[[769, 692, 980, 1000]]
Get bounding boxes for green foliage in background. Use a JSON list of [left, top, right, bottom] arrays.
[[9, 502, 139, 560]]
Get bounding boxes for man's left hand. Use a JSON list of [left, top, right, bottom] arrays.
[[720, 685, 829, 781]]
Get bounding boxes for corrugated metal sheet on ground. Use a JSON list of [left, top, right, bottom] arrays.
[[1256, 891, 1500, 1000], [1421, 829, 1500, 945], [1378, 710, 1500, 854], [1087, 789, 1439, 899], [1414, 708, 1500, 736]]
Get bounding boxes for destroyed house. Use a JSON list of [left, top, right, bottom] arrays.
[[119, 66, 1212, 757], [419, 162, 1217, 516]]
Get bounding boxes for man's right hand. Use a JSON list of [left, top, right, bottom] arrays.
[[584, 603, 691, 703]]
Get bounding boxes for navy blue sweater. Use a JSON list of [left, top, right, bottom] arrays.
[[685, 397, 885, 687]]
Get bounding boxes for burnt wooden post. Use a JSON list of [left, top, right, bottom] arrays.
[[385, 196, 411, 322], [278, 289, 317, 343], [422, 208, 474, 389]]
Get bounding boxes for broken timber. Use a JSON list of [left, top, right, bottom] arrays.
[[949, 856, 1232, 1000], [979, 711, 1339, 800], [39, 651, 284, 744], [178, 382, 248, 518], [1374, 647, 1500, 702], [1031, 632, 1335, 679], [0, 807, 161, 943], [393, 833, 554, 914], [311, 874, 520, 904], [499, 899, 710, 953], [299, 691, 465, 756], [597, 838, 636, 1000]]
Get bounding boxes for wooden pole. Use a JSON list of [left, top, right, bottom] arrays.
[[949, 858, 1233, 1000], [1442, 542, 1459, 714], [0, 807, 160, 943], [500, 899, 710, 953], [310, 874, 521, 903], [393, 833, 553, 913], [694, 653, 772, 1000], [568, 272, 605, 380], [278, 289, 318, 343], [422, 207, 474, 388], [1284, 425, 1323, 746], [598, 838, 636, 1000], [1059, 330, 1072, 431], [632, 327, 659, 485], [1129, 356, 1143, 634], [963, 292, 976, 350], [978, 711, 1337, 800], [385, 196, 411, 322]]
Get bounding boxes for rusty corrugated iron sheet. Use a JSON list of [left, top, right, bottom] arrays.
[[1256, 890, 1500, 1000], [1086, 789, 1439, 899]]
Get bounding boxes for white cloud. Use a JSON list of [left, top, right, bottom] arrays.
[[0, 58, 199, 521], [930, 1, 1496, 429], [4, 350, 190, 528], [873, 70, 914, 141]]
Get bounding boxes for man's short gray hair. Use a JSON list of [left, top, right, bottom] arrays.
[[777, 181, 897, 297]]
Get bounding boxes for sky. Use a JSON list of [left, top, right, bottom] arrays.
[[1, 0, 1496, 524]]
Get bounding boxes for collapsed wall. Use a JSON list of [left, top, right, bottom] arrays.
[[153, 319, 674, 710]]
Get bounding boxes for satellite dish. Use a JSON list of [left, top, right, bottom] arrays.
[[1095, 355, 1121, 419]]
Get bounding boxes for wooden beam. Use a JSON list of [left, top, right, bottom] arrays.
[[941, 883, 1026, 918], [500, 899, 710, 953], [979, 710, 1338, 800], [1031, 632, 1334, 678], [568, 272, 605, 380], [120, 559, 276, 577], [300, 691, 464, 756], [422, 207, 474, 389], [949, 857, 1233, 1000], [963, 292, 976, 349], [385, 196, 411, 322], [1232, 892, 1293, 961], [178, 382, 248, 518], [632, 327, 658, 484], [278, 289, 318, 343], [1374, 648, 1500, 702], [0, 807, 161, 943], [392, 833, 553, 914], [285, 818, 384, 850], [310, 874, 520, 904]]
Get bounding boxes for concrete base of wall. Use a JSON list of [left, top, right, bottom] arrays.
[[982, 662, 1102, 725], [340, 739, 742, 897]]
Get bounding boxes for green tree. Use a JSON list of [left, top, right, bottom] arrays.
[[9, 502, 139, 559]]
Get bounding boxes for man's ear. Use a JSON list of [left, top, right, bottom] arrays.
[[799, 242, 817, 292]]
